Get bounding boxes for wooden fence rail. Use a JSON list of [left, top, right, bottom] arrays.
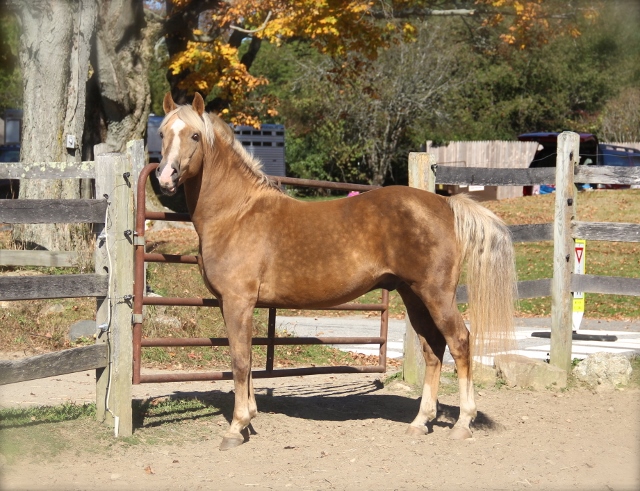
[[0, 199, 108, 223], [433, 165, 640, 187]]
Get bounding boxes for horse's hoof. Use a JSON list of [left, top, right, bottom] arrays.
[[219, 435, 244, 451], [405, 425, 428, 436], [449, 426, 473, 440]]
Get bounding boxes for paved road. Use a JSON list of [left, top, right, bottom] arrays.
[[276, 315, 640, 364]]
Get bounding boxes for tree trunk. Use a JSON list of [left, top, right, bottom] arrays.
[[13, 0, 97, 251], [87, 0, 154, 155]]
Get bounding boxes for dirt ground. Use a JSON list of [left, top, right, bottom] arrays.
[[1, 364, 639, 491]]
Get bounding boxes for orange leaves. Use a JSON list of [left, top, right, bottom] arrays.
[[168, 35, 269, 125], [476, 0, 598, 50], [166, 0, 390, 125]]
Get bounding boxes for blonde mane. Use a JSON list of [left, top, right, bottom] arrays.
[[161, 104, 279, 190]]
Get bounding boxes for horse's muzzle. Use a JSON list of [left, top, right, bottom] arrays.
[[157, 161, 179, 195]]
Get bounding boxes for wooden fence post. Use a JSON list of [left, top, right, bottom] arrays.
[[126, 139, 145, 205], [94, 151, 135, 437], [403, 152, 436, 385], [550, 131, 579, 374]]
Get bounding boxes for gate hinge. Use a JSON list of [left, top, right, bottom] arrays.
[[132, 313, 143, 324], [133, 235, 145, 246]]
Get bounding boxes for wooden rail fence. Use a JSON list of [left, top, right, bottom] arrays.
[[404, 132, 640, 385], [0, 141, 144, 437]]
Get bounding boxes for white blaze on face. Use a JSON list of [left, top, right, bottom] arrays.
[[159, 119, 186, 185]]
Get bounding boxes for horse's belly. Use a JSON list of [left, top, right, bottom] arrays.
[[256, 266, 387, 309]]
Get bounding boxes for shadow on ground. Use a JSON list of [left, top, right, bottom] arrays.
[[132, 378, 504, 436]]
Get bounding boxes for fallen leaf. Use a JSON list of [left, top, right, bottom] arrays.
[[144, 465, 155, 475]]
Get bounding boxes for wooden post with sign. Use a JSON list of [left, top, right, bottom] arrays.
[[403, 153, 437, 385], [550, 131, 580, 374]]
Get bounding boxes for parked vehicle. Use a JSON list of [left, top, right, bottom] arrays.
[[518, 132, 640, 195], [147, 115, 164, 163], [0, 144, 20, 198]]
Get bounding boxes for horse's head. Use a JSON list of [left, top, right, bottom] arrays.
[[156, 92, 211, 195]]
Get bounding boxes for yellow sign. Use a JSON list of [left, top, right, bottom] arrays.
[[572, 239, 586, 330]]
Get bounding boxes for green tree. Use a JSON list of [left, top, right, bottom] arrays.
[[252, 22, 463, 185], [0, 8, 21, 115], [417, 3, 626, 142]]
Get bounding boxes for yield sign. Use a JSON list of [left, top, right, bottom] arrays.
[[575, 246, 584, 265]]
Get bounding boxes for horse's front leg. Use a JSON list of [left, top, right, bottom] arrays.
[[219, 296, 256, 451]]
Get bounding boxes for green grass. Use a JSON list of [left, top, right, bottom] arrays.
[[0, 402, 96, 428], [629, 355, 640, 387], [0, 403, 98, 463], [0, 398, 225, 461]]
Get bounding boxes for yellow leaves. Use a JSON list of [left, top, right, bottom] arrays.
[[194, 80, 208, 91], [170, 0, 191, 11], [478, 0, 594, 50], [500, 33, 516, 45], [583, 7, 599, 23], [402, 22, 417, 42]]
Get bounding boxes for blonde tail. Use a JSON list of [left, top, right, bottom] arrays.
[[447, 194, 517, 366]]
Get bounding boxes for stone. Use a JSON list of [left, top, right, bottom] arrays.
[[68, 320, 97, 341], [40, 303, 65, 316], [153, 315, 181, 330], [573, 352, 632, 390], [494, 354, 567, 390], [472, 362, 498, 386]]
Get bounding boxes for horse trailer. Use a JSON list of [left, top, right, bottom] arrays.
[[148, 115, 285, 177]]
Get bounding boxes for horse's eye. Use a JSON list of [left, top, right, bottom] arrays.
[[192, 133, 200, 142], [159, 132, 164, 140]]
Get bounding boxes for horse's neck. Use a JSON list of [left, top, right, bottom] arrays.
[[184, 148, 269, 231]]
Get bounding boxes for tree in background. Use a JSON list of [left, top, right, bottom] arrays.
[[597, 0, 640, 142], [84, 0, 157, 156], [0, 7, 21, 115], [601, 88, 640, 143], [11, 0, 97, 251], [252, 22, 463, 185], [8, 0, 157, 250], [159, 0, 595, 126], [422, 0, 638, 143]]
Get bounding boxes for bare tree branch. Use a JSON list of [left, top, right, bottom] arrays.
[[369, 7, 476, 19], [230, 11, 272, 34]]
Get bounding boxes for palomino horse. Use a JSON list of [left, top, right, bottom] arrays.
[[156, 93, 517, 451]]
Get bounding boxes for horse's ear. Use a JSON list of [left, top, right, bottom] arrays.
[[192, 92, 205, 116], [163, 92, 177, 114]]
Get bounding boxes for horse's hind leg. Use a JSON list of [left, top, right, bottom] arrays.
[[421, 291, 476, 440], [398, 284, 446, 436]]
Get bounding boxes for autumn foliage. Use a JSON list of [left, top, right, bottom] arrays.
[[165, 0, 598, 125]]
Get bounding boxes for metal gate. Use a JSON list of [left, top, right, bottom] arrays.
[[132, 164, 391, 384]]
